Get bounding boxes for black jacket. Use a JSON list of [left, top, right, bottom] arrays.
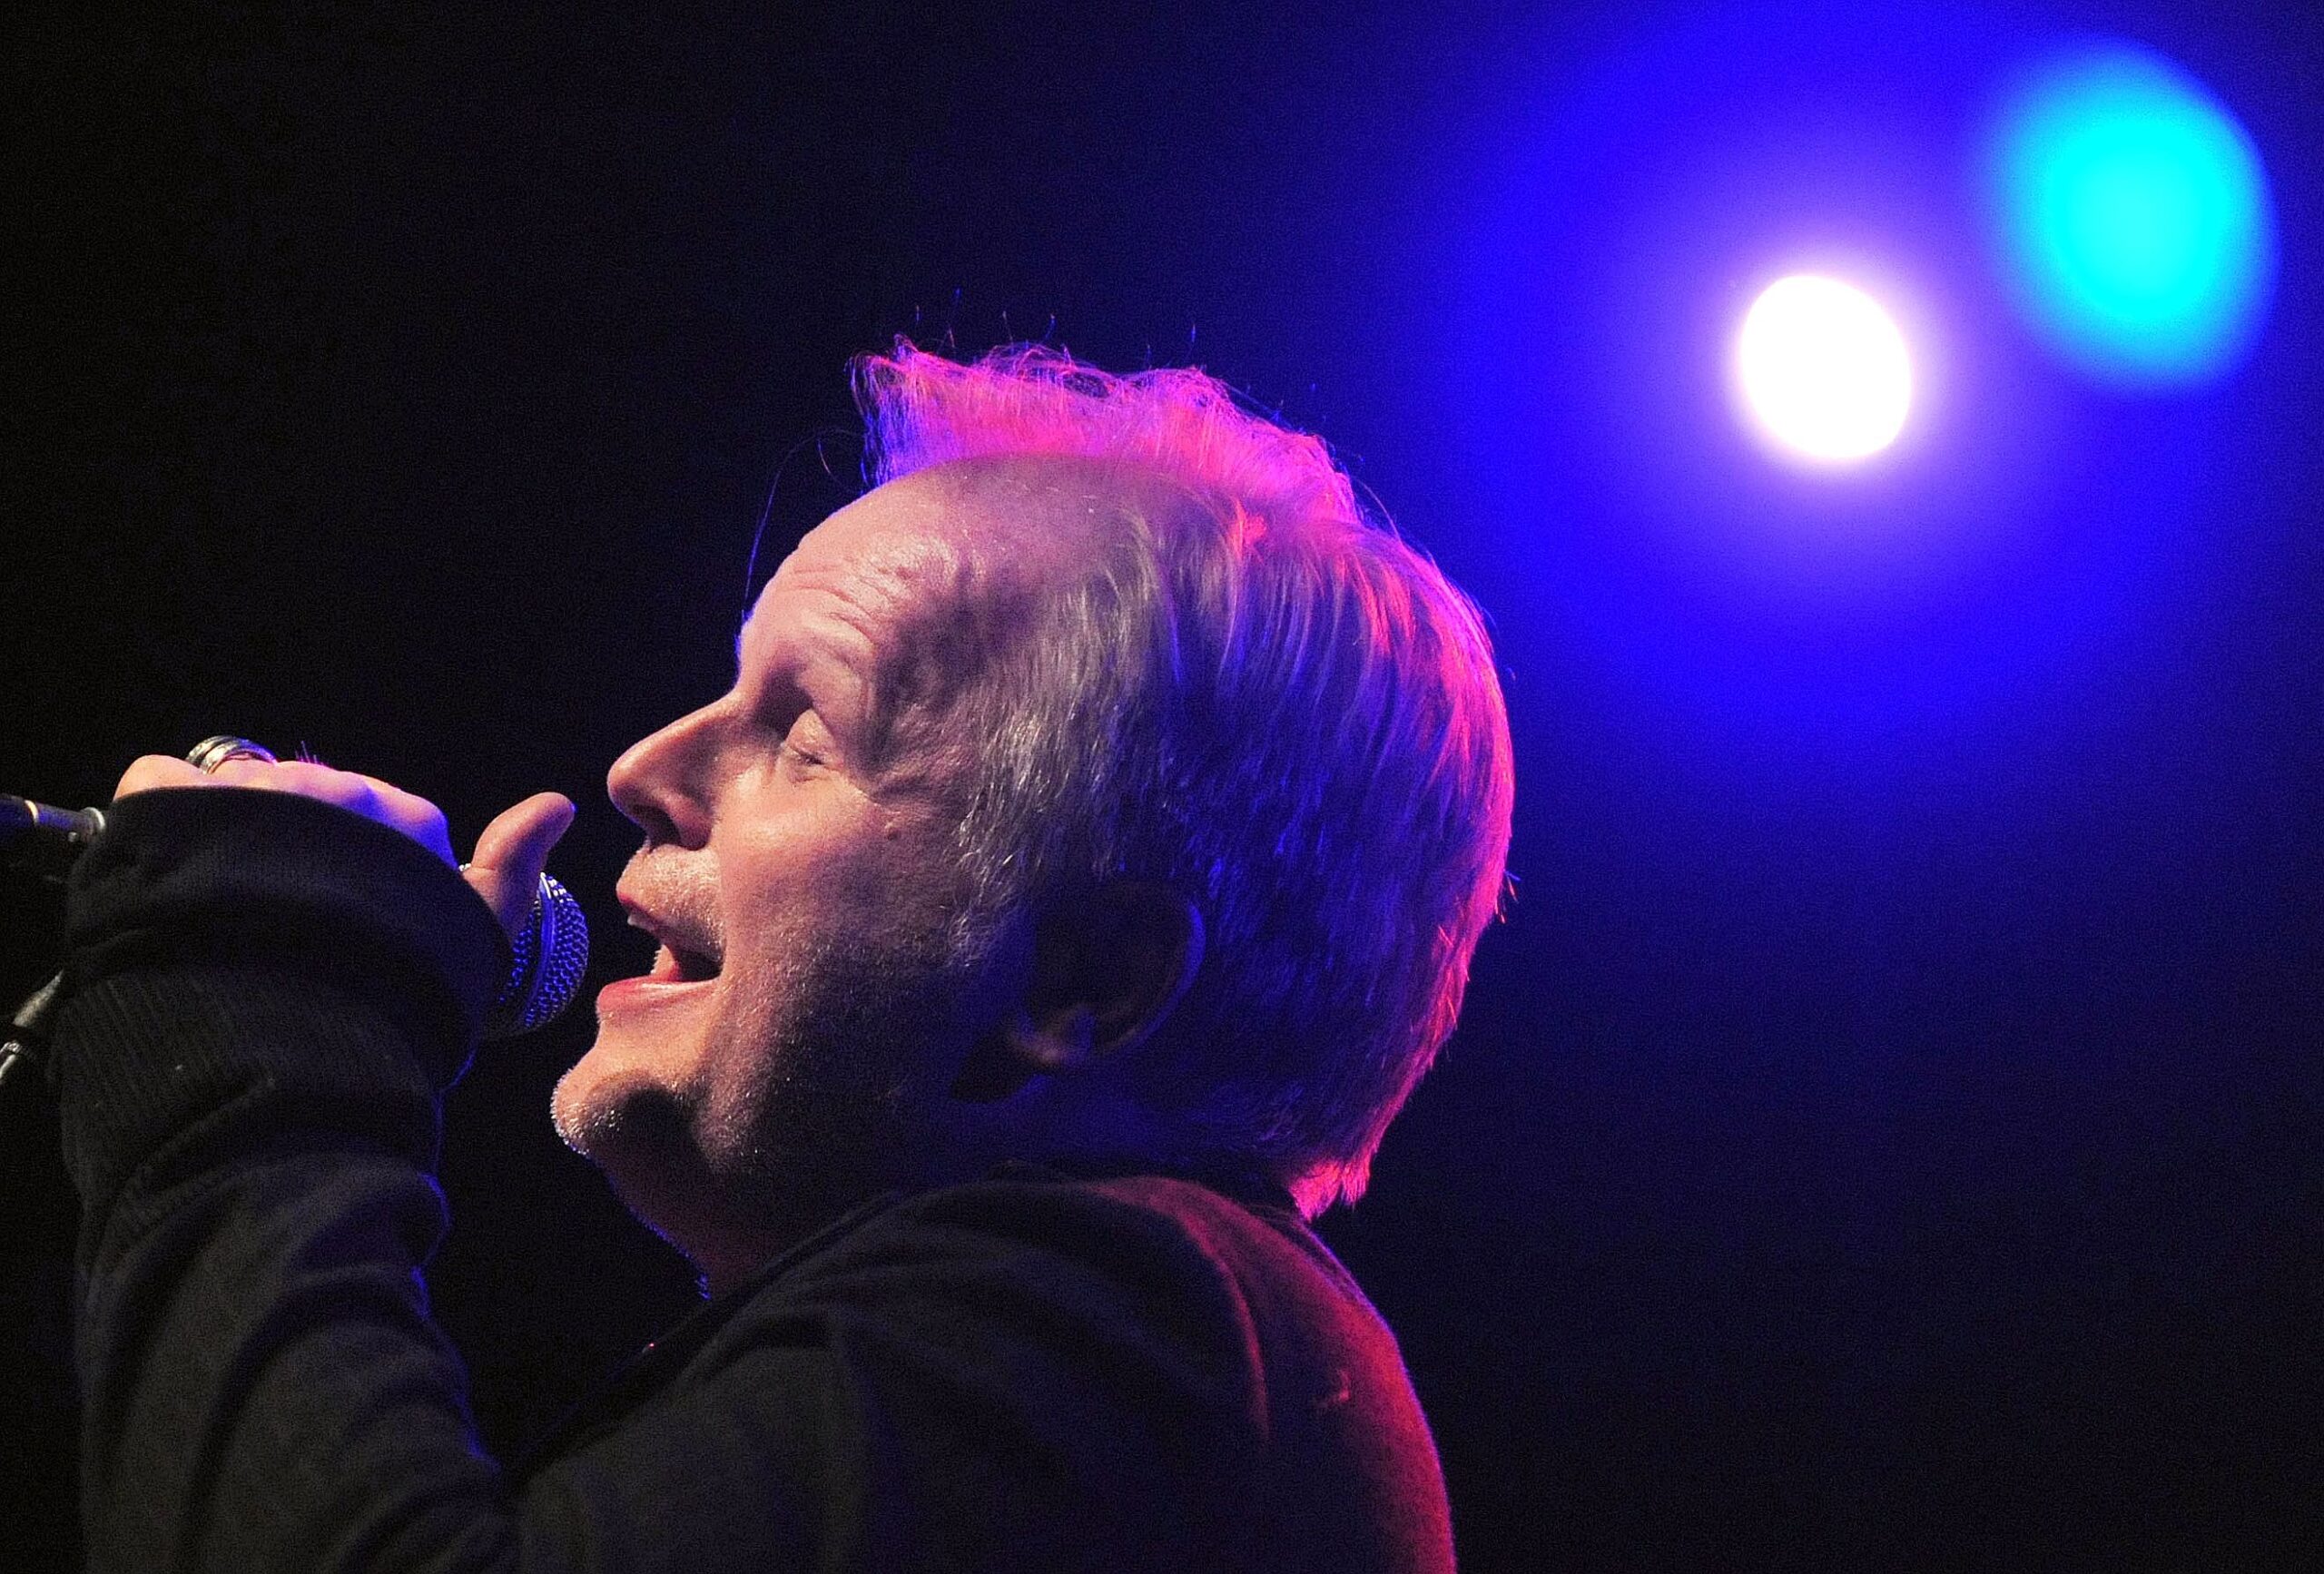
[[55, 787, 1455, 1572]]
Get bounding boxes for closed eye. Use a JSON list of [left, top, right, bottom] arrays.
[[747, 686, 813, 754], [775, 707, 838, 771]]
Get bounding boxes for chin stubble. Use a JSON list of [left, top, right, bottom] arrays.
[[556, 903, 1009, 1225]]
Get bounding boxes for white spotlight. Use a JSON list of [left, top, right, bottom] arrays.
[[1735, 274, 1912, 463]]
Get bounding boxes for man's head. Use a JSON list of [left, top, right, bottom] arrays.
[[555, 342, 1512, 1282]]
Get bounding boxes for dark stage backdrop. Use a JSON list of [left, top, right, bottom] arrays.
[[5, 5, 2321, 1571]]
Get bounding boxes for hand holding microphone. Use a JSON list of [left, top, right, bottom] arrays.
[[117, 738, 577, 954], [2, 737, 590, 1090]]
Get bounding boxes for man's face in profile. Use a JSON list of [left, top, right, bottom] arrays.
[[549, 461, 1091, 1274]]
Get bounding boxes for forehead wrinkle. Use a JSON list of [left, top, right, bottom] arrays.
[[734, 512, 934, 662], [743, 522, 997, 784], [853, 539, 1004, 773], [737, 466, 1115, 797], [738, 569, 883, 717]]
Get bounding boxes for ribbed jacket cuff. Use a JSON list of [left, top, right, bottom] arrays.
[[55, 787, 508, 1217]]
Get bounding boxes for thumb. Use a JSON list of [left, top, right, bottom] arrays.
[[462, 792, 577, 942]]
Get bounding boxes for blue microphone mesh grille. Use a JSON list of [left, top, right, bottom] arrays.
[[484, 873, 590, 1038]]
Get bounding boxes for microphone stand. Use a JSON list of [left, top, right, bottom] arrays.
[[0, 973, 64, 1094], [0, 797, 95, 1096]]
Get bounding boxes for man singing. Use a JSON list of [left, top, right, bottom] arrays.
[[57, 341, 1512, 1570]]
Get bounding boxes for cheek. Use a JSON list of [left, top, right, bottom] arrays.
[[724, 812, 960, 950]]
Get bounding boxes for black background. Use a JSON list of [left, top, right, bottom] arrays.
[[5, 5, 2321, 1570]]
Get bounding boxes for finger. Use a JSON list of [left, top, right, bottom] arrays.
[[114, 755, 219, 798], [128, 753, 464, 869], [201, 753, 289, 787], [349, 772, 458, 866], [240, 757, 369, 807], [462, 792, 576, 939], [471, 792, 576, 876], [220, 761, 444, 854]]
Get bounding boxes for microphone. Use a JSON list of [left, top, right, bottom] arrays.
[[2, 789, 588, 1042], [481, 869, 590, 1038], [0, 794, 104, 881]]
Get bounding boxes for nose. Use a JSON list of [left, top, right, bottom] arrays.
[[606, 698, 725, 849]]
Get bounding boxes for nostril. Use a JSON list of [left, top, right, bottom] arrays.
[[608, 703, 724, 851], [622, 799, 685, 850]]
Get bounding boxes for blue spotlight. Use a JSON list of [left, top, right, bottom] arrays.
[[1987, 42, 2276, 387]]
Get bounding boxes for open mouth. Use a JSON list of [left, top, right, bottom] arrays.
[[629, 914, 722, 985], [664, 942, 721, 984], [618, 889, 724, 989]]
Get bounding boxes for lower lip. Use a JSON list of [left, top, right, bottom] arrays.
[[596, 976, 715, 1014]]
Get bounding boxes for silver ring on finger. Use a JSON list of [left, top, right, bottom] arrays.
[[185, 735, 280, 773]]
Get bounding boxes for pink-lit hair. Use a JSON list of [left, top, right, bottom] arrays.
[[853, 340, 1513, 1215]]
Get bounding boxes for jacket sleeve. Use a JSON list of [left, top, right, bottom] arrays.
[[56, 786, 522, 1571]]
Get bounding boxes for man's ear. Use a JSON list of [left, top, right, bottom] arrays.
[[950, 880, 1204, 1101]]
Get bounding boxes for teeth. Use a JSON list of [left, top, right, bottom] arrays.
[[629, 913, 716, 983], [646, 942, 718, 983]]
